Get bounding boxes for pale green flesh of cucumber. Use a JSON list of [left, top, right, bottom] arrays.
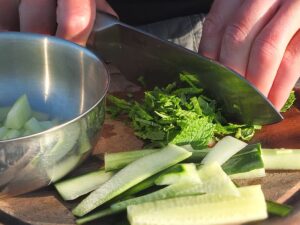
[[5, 95, 32, 129], [197, 162, 239, 196], [201, 136, 247, 165], [2, 129, 21, 140], [32, 111, 50, 121], [111, 180, 202, 211], [76, 180, 203, 224], [104, 149, 157, 172], [72, 144, 192, 217], [262, 148, 300, 170], [55, 169, 114, 201], [25, 117, 43, 133], [41, 122, 81, 167], [46, 153, 82, 182], [230, 168, 266, 179], [127, 185, 267, 225], [0, 126, 8, 139], [0, 107, 10, 122], [38, 120, 57, 130], [155, 163, 200, 185]]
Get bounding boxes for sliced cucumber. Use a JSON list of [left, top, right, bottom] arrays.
[[0, 107, 10, 122], [222, 143, 264, 175], [5, 95, 32, 129], [2, 129, 22, 140], [128, 185, 267, 225], [24, 117, 43, 133], [155, 163, 200, 186], [32, 111, 50, 121], [0, 126, 8, 139], [41, 122, 81, 167], [201, 136, 247, 165], [78, 120, 91, 154], [76, 208, 118, 225], [46, 153, 82, 182], [72, 144, 192, 217], [197, 162, 239, 196], [230, 168, 266, 180], [55, 169, 114, 201], [262, 148, 300, 170], [104, 149, 158, 172], [112, 180, 202, 211]]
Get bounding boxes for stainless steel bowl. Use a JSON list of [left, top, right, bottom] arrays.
[[0, 32, 109, 197]]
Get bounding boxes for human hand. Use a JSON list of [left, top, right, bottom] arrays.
[[0, 0, 117, 46], [199, 0, 300, 110]]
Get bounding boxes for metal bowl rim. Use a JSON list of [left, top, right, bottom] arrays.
[[0, 32, 110, 143]]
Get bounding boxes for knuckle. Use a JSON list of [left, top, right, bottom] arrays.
[[203, 14, 224, 37], [223, 23, 248, 46], [252, 35, 280, 59]]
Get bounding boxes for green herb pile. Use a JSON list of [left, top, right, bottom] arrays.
[[107, 73, 262, 149]]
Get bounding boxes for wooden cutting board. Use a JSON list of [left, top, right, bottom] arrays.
[[0, 71, 299, 225]]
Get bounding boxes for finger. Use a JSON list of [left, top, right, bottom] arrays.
[[56, 0, 96, 46], [219, 0, 279, 76], [198, 0, 241, 60], [96, 0, 118, 18], [19, 0, 56, 35], [268, 30, 300, 110], [246, 1, 300, 96], [0, 0, 19, 31]]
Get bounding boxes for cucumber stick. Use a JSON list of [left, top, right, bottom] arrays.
[[197, 162, 239, 196], [262, 148, 300, 170], [105, 149, 158, 172], [111, 180, 202, 211], [155, 163, 200, 185], [128, 185, 267, 225], [5, 95, 32, 129], [72, 144, 191, 216], [55, 169, 114, 200], [202, 136, 247, 165]]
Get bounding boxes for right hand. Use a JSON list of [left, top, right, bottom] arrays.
[[0, 0, 117, 46]]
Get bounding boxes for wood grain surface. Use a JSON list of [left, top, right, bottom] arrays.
[[0, 72, 299, 225]]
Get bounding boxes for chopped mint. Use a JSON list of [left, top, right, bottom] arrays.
[[281, 91, 296, 112], [107, 73, 261, 147]]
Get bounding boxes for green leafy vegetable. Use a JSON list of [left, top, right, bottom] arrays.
[[281, 91, 296, 112], [108, 73, 260, 148]]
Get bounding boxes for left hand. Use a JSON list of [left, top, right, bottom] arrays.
[[199, 0, 300, 110]]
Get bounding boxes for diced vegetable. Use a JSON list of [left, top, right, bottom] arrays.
[[46, 153, 82, 182], [266, 200, 293, 217], [32, 111, 50, 121], [105, 149, 157, 172], [222, 144, 264, 175], [24, 117, 43, 133], [0, 126, 8, 139], [155, 163, 200, 185], [76, 208, 118, 225], [0, 107, 10, 122], [197, 162, 239, 196], [127, 185, 267, 225], [41, 122, 81, 166], [229, 168, 266, 179], [5, 95, 32, 129], [202, 136, 247, 165], [262, 148, 300, 170], [2, 129, 22, 140], [72, 144, 192, 216], [55, 169, 114, 201]]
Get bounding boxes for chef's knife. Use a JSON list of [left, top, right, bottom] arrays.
[[88, 12, 283, 125]]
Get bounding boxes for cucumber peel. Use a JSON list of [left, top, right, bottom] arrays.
[[72, 144, 191, 216], [128, 185, 267, 225], [55, 169, 114, 201]]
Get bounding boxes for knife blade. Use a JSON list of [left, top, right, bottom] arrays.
[[88, 12, 283, 125]]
